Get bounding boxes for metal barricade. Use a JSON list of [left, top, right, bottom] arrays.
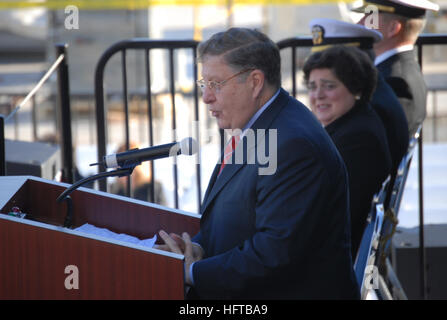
[[0, 44, 73, 183], [94, 39, 202, 210]]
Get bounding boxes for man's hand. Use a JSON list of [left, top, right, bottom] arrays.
[[155, 230, 204, 285]]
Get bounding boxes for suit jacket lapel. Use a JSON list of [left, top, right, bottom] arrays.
[[201, 164, 220, 209], [200, 88, 290, 215], [200, 142, 247, 215]]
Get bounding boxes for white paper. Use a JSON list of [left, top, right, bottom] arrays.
[[74, 223, 157, 248]]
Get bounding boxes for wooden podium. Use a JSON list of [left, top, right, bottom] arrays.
[[0, 176, 200, 299]]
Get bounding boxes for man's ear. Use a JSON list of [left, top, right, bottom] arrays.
[[250, 69, 265, 99], [387, 19, 402, 38]]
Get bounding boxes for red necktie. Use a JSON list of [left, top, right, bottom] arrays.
[[218, 135, 240, 176]]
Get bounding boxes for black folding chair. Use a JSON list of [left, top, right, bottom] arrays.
[[374, 126, 421, 300], [354, 176, 389, 299], [386, 126, 421, 214]]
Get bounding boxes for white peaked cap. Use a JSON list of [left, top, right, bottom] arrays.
[[389, 0, 439, 12], [309, 18, 383, 45], [352, 0, 439, 18]]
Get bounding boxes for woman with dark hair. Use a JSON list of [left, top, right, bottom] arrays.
[[303, 45, 392, 258]]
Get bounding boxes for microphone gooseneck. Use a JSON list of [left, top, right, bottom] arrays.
[[57, 167, 135, 228], [58, 138, 198, 228]]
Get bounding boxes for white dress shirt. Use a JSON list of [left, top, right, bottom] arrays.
[[374, 44, 415, 66]]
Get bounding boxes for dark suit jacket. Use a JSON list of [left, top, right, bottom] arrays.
[[371, 73, 409, 175], [377, 50, 427, 137], [191, 89, 359, 299], [325, 102, 391, 257]]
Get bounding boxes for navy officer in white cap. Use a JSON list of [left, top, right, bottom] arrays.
[[309, 18, 409, 193], [353, 0, 440, 137]]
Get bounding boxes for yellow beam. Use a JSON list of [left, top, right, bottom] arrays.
[[0, 0, 353, 10]]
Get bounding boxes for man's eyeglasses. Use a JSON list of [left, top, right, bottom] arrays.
[[196, 68, 254, 93]]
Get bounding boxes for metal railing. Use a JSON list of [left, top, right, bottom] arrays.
[[94, 39, 202, 210], [0, 43, 74, 183], [277, 36, 313, 98], [415, 34, 447, 299]]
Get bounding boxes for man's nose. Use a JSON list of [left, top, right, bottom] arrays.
[[201, 87, 216, 104]]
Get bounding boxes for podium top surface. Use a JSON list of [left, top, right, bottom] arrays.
[[0, 175, 200, 218], [0, 212, 183, 259], [0, 175, 28, 209], [0, 175, 200, 243]]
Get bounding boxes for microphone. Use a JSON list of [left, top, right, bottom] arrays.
[[91, 137, 198, 169]]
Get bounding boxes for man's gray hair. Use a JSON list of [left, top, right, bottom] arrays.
[[198, 28, 281, 89]]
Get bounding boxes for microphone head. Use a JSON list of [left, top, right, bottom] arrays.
[[179, 137, 198, 156]]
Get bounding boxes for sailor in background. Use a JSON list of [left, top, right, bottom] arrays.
[[353, 0, 440, 137], [308, 18, 409, 187]]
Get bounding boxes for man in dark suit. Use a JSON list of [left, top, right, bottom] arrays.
[[157, 28, 359, 299], [308, 18, 409, 181], [354, 0, 439, 136]]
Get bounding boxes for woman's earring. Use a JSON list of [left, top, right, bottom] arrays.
[[355, 95, 361, 100]]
